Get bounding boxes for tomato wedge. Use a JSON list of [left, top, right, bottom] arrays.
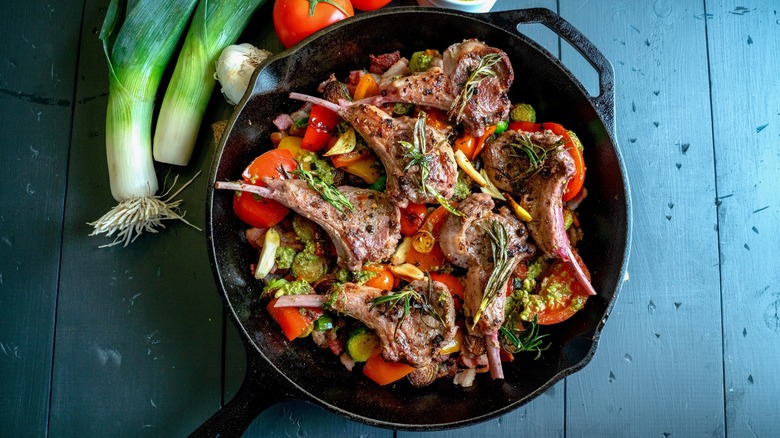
[[234, 149, 297, 228], [533, 253, 591, 325], [541, 122, 585, 201]]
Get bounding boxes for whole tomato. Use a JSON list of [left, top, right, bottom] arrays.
[[350, 0, 391, 10], [273, 0, 355, 48]]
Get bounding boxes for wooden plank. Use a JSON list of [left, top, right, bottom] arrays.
[[48, 1, 226, 436], [559, 0, 725, 436], [705, 1, 780, 435], [0, 2, 83, 437]]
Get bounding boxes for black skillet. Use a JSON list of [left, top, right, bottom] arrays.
[[198, 7, 632, 437]]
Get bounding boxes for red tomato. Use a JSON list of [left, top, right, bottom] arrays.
[[301, 104, 341, 152], [350, 0, 391, 11], [234, 149, 297, 228], [534, 253, 591, 325], [273, 0, 355, 48], [541, 122, 585, 201], [399, 203, 427, 236], [362, 264, 395, 290]]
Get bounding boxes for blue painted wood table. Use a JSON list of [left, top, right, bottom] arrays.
[[2, 0, 778, 436]]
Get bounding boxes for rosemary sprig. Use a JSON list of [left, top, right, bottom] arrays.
[[398, 111, 462, 216], [370, 283, 443, 337], [508, 132, 563, 179], [290, 163, 354, 214], [451, 52, 502, 123], [499, 316, 549, 360], [472, 219, 516, 328]]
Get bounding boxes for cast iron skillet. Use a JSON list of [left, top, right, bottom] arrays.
[[198, 7, 631, 437]]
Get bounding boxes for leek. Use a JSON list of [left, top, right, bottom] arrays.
[[89, 0, 198, 247], [153, 0, 266, 166]]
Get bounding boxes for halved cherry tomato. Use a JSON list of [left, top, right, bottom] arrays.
[[399, 203, 427, 236], [533, 252, 591, 325], [362, 264, 395, 290], [419, 205, 450, 236], [273, 0, 354, 48], [362, 350, 415, 386], [234, 149, 298, 228], [350, 0, 392, 11], [454, 133, 477, 159], [430, 273, 464, 311], [542, 122, 585, 201], [301, 104, 341, 152], [353, 73, 380, 100], [266, 299, 324, 341]]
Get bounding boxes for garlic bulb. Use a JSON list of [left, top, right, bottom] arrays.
[[214, 43, 272, 105]]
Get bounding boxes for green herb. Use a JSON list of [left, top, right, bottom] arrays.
[[508, 133, 562, 179], [291, 163, 354, 214], [499, 316, 549, 359], [398, 112, 462, 216], [472, 219, 515, 328], [451, 52, 502, 123], [370, 283, 443, 337]]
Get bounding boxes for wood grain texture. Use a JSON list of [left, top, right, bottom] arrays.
[[48, 1, 226, 436], [0, 2, 83, 437], [705, 1, 780, 435], [559, 0, 725, 436]]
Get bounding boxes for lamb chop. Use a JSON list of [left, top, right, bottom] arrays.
[[289, 93, 458, 208], [482, 130, 596, 296], [274, 279, 458, 368], [376, 40, 514, 137], [439, 193, 534, 379], [329, 280, 457, 368], [216, 179, 400, 272]]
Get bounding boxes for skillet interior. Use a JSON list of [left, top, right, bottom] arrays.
[[207, 7, 630, 429]]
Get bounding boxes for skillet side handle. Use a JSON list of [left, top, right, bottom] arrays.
[[484, 8, 616, 134], [189, 347, 290, 438]]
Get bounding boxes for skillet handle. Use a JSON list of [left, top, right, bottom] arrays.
[[484, 8, 616, 134], [189, 345, 290, 438]]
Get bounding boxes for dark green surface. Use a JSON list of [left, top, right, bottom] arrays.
[[2, 0, 779, 437]]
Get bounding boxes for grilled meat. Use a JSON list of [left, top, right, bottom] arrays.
[[329, 280, 457, 368], [255, 179, 401, 271], [482, 130, 596, 295], [377, 40, 513, 137]]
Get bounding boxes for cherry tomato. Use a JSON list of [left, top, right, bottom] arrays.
[[234, 149, 298, 228], [399, 203, 427, 236], [362, 264, 395, 290], [405, 242, 446, 272], [534, 252, 591, 325], [350, 0, 392, 11], [541, 122, 585, 201], [273, 0, 354, 49], [302, 104, 341, 152]]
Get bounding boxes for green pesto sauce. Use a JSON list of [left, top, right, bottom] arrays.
[[274, 246, 296, 270]]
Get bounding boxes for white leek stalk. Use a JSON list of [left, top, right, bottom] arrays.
[[153, 0, 266, 166], [215, 43, 272, 105], [88, 0, 198, 247]]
